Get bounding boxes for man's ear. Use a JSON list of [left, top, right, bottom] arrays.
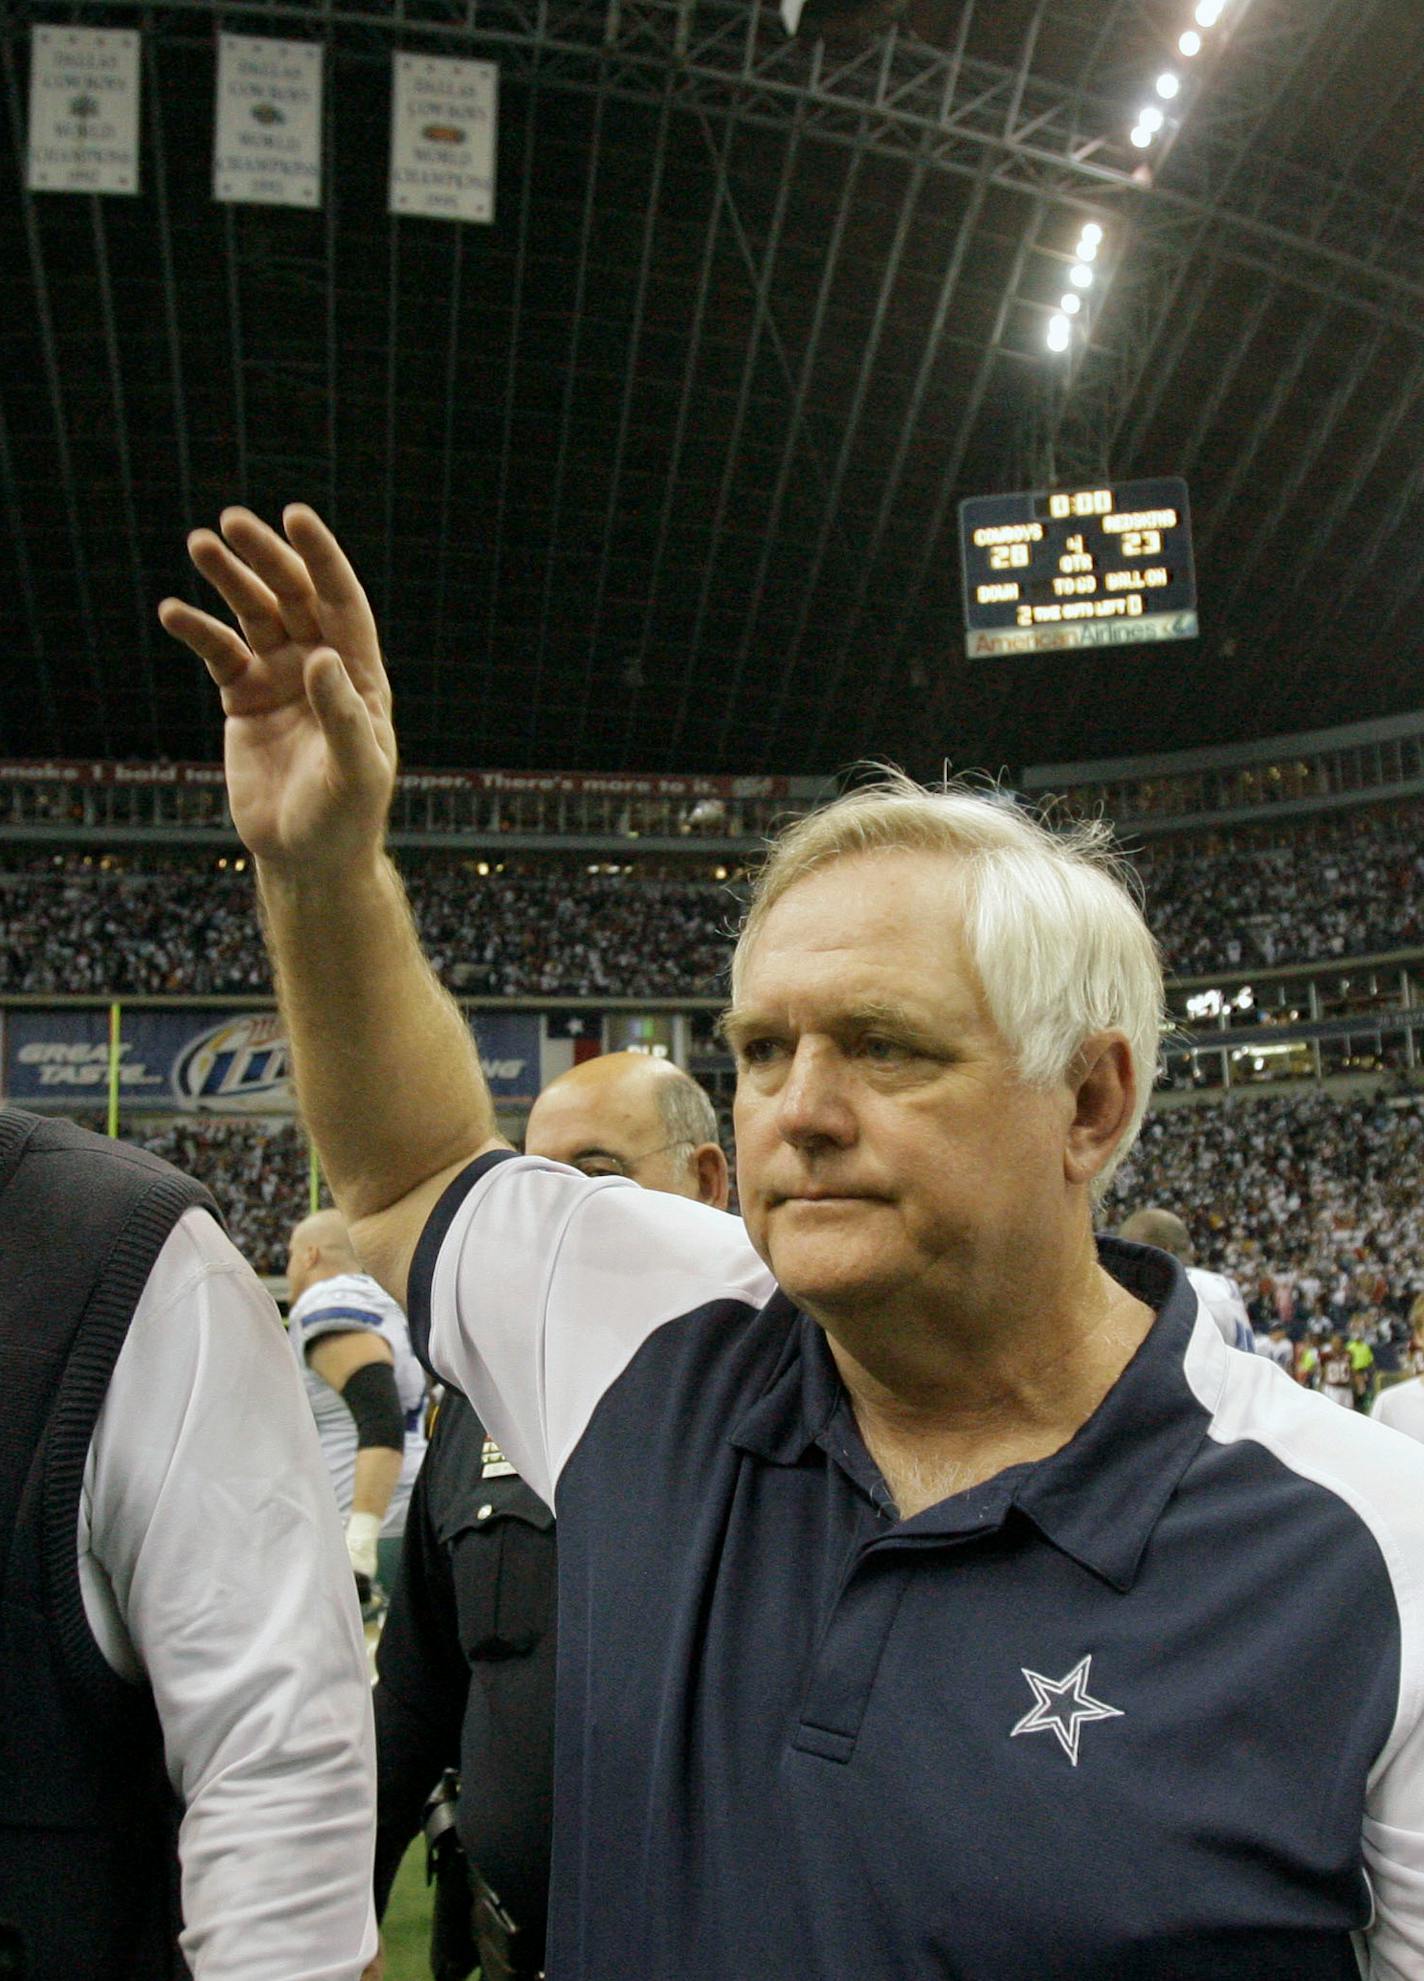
[[1064, 1033, 1136, 1187], [691, 1141, 731, 1212]]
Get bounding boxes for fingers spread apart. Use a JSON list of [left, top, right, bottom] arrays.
[[160, 504, 390, 715], [191, 509, 324, 650], [282, 505, 388, 706], [157, 598, 254, 689]]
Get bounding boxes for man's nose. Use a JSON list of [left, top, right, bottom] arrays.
[[775, 1041, 855, 1150]]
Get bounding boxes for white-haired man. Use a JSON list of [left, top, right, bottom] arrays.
[[163, 506, 1424, 1981]]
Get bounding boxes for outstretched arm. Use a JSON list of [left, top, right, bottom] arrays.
[[159, 505, 503, 1302]]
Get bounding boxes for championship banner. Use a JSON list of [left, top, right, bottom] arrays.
[[389, 53, 496, 223], [214, 35, 323, 209], [27, 25, 140, 196], [3, 1006, 540, 1113]]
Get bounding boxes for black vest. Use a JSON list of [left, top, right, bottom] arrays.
[[0, 1109, 216, 1980]]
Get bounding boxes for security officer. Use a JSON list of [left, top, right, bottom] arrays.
[[371, 1053, 729, 1979]]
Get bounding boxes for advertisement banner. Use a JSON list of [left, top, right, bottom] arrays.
[[389, 53, 496, 223], [214, 35, 323, 209], [3, 1007, 541, 1113], [27, 25, 141, 196], [468, 1011, 540, 1101], [0, 759, 790, 801]]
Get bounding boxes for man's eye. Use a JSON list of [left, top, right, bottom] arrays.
[[859, 1035, 905, 1061], [574, 1158, 625, 1179], [739, 1037, 784, 1066]]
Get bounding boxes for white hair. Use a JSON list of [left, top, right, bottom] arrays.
[[731, 769, 1164, 1188]]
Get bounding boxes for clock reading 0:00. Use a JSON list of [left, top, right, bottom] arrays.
[[1048, 489, 1113, 518]]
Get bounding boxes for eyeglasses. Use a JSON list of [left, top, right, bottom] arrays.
[[568, 1139, 695, 1180]]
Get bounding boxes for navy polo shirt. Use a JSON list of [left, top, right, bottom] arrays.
[[410, 1152, 1424, 1979]]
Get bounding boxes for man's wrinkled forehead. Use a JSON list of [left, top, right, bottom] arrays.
[[733, 845, 978, 1003]]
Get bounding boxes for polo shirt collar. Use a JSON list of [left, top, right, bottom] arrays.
[[730, 1292, 841, 1467], [729, 1239, 1214, 1592], [1010, 1238, 1211, 1591]]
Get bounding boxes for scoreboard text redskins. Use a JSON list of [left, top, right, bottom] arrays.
[[959, 476, 1197, 659]]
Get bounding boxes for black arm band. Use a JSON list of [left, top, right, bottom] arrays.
[[342, 1359, 406, 1452]]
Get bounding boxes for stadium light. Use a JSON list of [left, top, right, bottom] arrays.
[[1069, 263, 1094, 289], [1076, 235, 1100, 262], [1046, 314, 1072, 352], [1139, 105, 1165, 133], [1079, 222, 1104, 249], [1157, 71, 1181, 99], [1060, 292, 1082, 315], [1195, 0, 1224, 24], [1179, 29, 1202, 55], [1130, 124, 1154, 148]]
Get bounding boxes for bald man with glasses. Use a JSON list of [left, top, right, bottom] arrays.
[[371, 1051, 729, 1980], [522, 1049, 728, 1196]]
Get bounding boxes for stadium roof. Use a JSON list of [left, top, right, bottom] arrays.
[[1, 0, 1421, 782]]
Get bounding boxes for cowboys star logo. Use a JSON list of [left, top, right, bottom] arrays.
[[1010, 1654, 1123, 1767]]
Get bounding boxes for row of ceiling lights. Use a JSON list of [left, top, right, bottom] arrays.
[[1046, 0, 1234, 351], [1046, 222, 1102, 351], [1131, 0, 1231, 149]]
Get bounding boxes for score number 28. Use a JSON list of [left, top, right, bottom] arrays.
[[988, 528, 1160, 568]]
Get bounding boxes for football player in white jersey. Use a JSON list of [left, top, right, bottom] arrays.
[[287, 1209, 428, 1598], [1117, 1206, 1256, 1353]]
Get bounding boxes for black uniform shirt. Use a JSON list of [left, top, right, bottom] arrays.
[[372, 1390, 556, 1934]]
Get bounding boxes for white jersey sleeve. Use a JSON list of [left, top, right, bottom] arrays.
[[1372, 1379, 1424, 1446], [413, 1152, 777, 1507], [1186, 1265, 1255, 1353], [80, 1209, 378, 1981], [291, 1270, 426, 1418], [1190, 1329, 1424, 1979]]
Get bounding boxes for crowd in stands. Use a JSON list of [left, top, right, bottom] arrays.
[[1131, 799, 1424, 975], [3, 797, 1423, 999], [120, 1116, 326, 1277], [1103, 1088, 1424, 1353], [418, 865, 732, 998], [0, 856, 736, 1001], [0, 857, 274, 997]]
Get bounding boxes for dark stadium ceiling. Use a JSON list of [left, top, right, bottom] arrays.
[[0, 0, 1422, 782]]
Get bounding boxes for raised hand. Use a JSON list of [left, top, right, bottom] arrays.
[[159, 506, 397, 872]]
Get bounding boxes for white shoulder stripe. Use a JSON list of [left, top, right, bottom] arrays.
[[1184, 1308, 1424, 1787]]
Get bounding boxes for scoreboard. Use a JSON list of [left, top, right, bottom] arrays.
[[958, 476, 1197, 660]]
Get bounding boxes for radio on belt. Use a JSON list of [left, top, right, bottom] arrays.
[[958, 476, 1197, 660]]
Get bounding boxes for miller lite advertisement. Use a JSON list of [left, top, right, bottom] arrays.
[[2, 1007, 540, 1111]]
